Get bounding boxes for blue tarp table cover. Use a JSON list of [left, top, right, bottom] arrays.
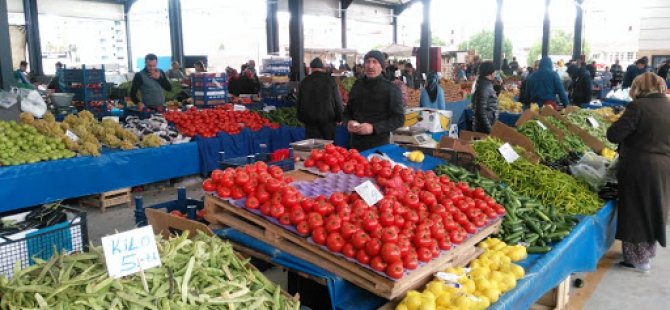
[[360, 144, 446, 171], [491, 201, 617, 310], [0, 143, 200, 213], [192, 125, 305, 175], [215, 228, 387, 310], [442, 99, 470, 130]]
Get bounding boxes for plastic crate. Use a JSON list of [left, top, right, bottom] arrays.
[[0, 206, 88, 278], [134, 187, 204, 227], [220, 145, 295, 172]]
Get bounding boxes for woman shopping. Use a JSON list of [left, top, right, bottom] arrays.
[[606, 72, 670, 273], [419, 72, 446, 110]]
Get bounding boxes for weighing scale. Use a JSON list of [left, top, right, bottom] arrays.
[[392, 127, 436, 146]]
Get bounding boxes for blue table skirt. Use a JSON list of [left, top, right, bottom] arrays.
[[492, 201, 617, 309], [0, 143, 200, 213]]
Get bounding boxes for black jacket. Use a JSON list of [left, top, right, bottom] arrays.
[[657, 64, 669, 80], [238, 75, 260, 94], [571, 67, 592, 105], [472, 76, 498, 134], [622, 65, 645, 88], [610, 64, 624, 82], [228, 77, 240, 97], [343, 75, 405, 150], [296, 71, 343, 124]]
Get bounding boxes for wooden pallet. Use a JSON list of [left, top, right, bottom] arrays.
[[531, 275, 571, 310], [203, 194, 501, 300], [80, 188, 132, 213]]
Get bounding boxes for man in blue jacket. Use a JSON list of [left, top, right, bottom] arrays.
[[523, 57, 569, 109]]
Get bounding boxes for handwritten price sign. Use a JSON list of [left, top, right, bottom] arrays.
[[101, 226, 161, 278]]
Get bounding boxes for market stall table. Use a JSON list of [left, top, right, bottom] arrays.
[[0, 142, 200, 213]]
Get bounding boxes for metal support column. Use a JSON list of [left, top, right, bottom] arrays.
[[341, 10, 347, 49], [124, 1, 136, 72], [168, 0, 184, 66], [541, 0, 551, 58], [392, 10, 398, 44], [0, 0, 15, 90], [572, 0, 584, 60], [266, 0, 279, 54], [23, 0, 42, 76], [493, 0, 504, 69], [288, 0, 304, 81], [419, 0, 431, 74]]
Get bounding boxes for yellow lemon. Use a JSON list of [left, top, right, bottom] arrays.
[[491, 241, 507, 251], [436, 293, 452, 306], [483, 288, 501, 303], [419, 302, 436, 310], [470, 267, 490, 279], [396, 304, 410, 310], [462, 279, 476, 294], [405, 295, 423, 310], [475, 278, 494, 292], [426, 281, 445, 297], [509, 264, 525, 279], [509, 246, 528, 262], [415, 151, 425, 162], [453, 295, 472, 309]]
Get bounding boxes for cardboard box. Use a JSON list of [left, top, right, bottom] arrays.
[[515, 109, 565, 140], [404, 108, 453, 133], [540, 106, 606, 153], [459, 130, 489, 142], [489, 122, 541, 164]]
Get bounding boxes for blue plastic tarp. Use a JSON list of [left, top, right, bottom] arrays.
[[491, 201, 617, 310], [0, 143, 200, 213], [360, 144, 446, 171], [192, 126, 306, 175], [442, 99, 470, 130], [215, 228, 387, 310]]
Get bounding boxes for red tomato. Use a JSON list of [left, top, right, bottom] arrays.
[[245, 197, 260, 209], [386, 261, 404, 279], [370, 256, 387, 272], [356, 249, 371, 264], [380, 226, 399, 243], [365, 238, 383, 257], [296, 221, 310, 236], [312, 227, 327, 245], [438, 237, 452, 251], [307, 212, 324, 230], [202, 179, 216, 192], [234, 172, 250, 187], [340, 222, 358, 240], [449, 230, 466, 244], [351, 231, 370, 249], [342, 243, 356, 258], [403, 193, 420, 209], [231, 187, 245, 200], [403, 251, 419, 270], [381, 242, 402, 264], [279, 213, 292, 225], [326, 233, 344, 253], [379, 211, 395, 227], [270, 204, 285, 219], [216, 186, 231, 198], [325, 214, 342, 233], [289, 207, 306, 225], [413, 231, 433, 248], [329, 192, 347, 207], [265, 178, 281, 193], [256, 190, 270, 203], [417, 247, 433, 262]]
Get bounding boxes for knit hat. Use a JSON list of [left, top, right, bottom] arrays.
[[479, 61, 496, 77], [310, 57, 324, 69], [364, 50, 386, 67]]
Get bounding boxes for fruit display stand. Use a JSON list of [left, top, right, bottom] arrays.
[[58, 65, 109, 116], [191, 72, 228, 106]]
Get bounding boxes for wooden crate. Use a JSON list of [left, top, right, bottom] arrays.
[[203, 194, 501, 300], [80, 187, 132, 213], [531, 276, 571, 310]]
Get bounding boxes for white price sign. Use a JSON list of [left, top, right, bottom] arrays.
[[233, 104, 247, 111], [65, 130, 79, 142], [354, 180, 384, 206], [101, 226, 161, 278], [498, 143, 520, 163], [535, 120, 547, 130], [587, 117, 600, 128]]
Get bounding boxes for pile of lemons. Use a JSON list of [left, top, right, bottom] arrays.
[[407, 150, 425, 163], [395, 238, 527, 310], [498, 92, 523, 113], [600, 148, 617, 161]]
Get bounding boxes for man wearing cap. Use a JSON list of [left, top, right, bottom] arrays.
[[296, 57, 343, 140], [472, 61, 499, 133], [343, 50, 405, 151]]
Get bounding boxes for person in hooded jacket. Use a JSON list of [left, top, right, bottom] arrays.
[[524, 57, 569, 109], [472, 61, 498, 133], [419, 72, 446, 110], [296, 58, 343, 140], [570, 62, 593, 105], [501, 58, 513, 76], [343, 50, 405, 151]]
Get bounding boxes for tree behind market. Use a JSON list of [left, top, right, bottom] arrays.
[[526, 30, 591, 66], [458, 31, 513, 61]]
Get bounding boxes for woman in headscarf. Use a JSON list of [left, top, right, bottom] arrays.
[[419, 72, 446, 110], [607, 72, 670, 273]]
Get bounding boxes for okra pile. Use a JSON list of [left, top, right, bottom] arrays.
[[472, 137, 602, 215], [0, 232, 299, 310], [434, 164, 578, 254]]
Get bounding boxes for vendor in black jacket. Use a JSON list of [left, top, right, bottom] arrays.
[[472, 61, 498, 134], [296, 58, 343, 140], [343, 51, 405, 151]]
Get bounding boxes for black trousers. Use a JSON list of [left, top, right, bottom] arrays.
[[305, 123, 336, 140]]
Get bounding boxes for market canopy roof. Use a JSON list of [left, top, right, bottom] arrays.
[[380, 44, 414, 57]]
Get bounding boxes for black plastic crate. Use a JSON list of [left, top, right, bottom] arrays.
[[0, 206, 88, 278]]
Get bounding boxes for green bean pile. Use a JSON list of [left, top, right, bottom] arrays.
[[544, 116, 590, 155], [517, 121, 568, 162], [0, 232, 299, 310], [565, 110, 617, 150], [473, 137, 602, 215]]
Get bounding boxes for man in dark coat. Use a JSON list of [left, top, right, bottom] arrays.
[[296, 58, 343, 140], [343, 51, 405, 151], [472, 61, 498, 133], [524, 57, 569, 109], [509, 57, 519, 72], [610, 59, 624, 87], [586, 61, 597, 79], [622, 58, 647, 88], [607, 72, 670, 272], [656, 59, 670, 81], [570, 64, 592, 105]]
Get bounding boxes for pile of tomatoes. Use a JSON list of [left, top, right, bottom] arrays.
[[303, 145, 372, 176], [202, 146, 504, 280], [164, 105, 278, 138]]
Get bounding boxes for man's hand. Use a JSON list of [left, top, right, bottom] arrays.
[[150, 69, 161, 80], [357, 123, 374, 135], [347, 120, 360, 133]]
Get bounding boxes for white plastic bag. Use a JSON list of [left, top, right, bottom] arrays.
[[0, 88, 19, 109], [19, 89, 47, 117]]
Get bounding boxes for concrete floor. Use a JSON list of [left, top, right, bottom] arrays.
[[82, 180, 670, 309]]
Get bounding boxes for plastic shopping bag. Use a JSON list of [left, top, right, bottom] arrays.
[[19, 89, 47, 118], [0, 88, 19, 109]]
